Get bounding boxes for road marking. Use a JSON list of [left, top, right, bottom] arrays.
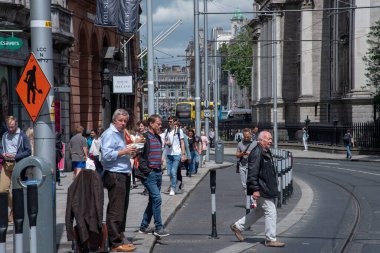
[[214, 177, 313, 253], [318, 162, 340, 165], [297, 162, 380, 177], [335, 167, 380, 176]]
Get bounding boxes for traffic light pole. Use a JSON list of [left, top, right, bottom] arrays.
[[147, 0, 154, 115], [204, 0, 210, 162], [194, 0, 201, 137], [30, 0, 56, 252]]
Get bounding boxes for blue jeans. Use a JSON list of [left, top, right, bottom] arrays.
[[189, 151, 198, 174], [345, 144, 352, 158], [166, 155, 181, 189], [140, 170, 163, 230]]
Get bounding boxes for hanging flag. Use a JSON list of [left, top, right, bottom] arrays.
[[95, 0, 118, 27], [118, 0, 140, 34]]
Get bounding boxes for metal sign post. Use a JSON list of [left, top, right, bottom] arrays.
[[29, 0, 56, 252]]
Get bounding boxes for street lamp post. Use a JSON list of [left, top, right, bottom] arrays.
[[272, 14, 278, 149], [212, 27, 220, 144], [194, 0, 201, 137], [204, 0, 210, 162]]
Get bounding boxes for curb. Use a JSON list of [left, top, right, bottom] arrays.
[[132, 162, 233, 253]]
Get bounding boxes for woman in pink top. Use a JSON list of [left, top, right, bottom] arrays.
[[200, 130, 209, 165]]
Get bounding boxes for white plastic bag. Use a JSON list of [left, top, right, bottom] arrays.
[[85, 158, 96, 171]]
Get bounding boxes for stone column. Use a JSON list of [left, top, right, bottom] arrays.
[[79, 54, 93, 128], [274, 11, 283, 101], [352, 0, 372, 95], [257, 34, 261, 103], [264, 19, 271, 99], [300, 0, 313, 97]]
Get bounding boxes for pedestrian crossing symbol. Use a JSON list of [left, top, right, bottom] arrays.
[[16, 53, 51, 122]]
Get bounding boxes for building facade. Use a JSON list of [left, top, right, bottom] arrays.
[[250, 0, 378, 127], [68, 0, 141, 136], [186, 10, 250, 112], [154, 65, 188, 119], [0, 0, 141, 143]]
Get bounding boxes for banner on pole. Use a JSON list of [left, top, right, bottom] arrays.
[[95, 0, 139, 34], [94, 0, 119, 27], [118, 0, 140, 34]]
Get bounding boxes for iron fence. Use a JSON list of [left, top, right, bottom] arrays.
[[218, 121, 380, 148]]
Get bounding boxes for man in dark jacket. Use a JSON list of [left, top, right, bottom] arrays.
[[138, 114, 169, 237], [0, 116, 32, 224], [230, 131, 285, 247]]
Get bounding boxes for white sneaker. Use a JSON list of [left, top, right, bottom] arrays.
[[169, 188, 175, 196]]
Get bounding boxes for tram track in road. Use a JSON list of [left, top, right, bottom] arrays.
[[294, 159, 380, 253], [309, 173, 361, 253]]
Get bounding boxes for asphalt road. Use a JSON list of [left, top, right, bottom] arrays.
[[275, 158, 380, 253], [152, 156, 380, 253]]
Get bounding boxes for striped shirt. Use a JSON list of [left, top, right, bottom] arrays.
[[147, 132, 162, 169]]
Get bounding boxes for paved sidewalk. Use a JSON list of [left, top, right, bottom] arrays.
[[5, 148, 379, 252], [3, 160, 233, 253]]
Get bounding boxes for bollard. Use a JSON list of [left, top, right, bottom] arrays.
[[285, 155, 291, 202], [12, 188, 24, 253], [0, 193, 8, 253], [27, 185, 38, 253], [245, 195, 251, 230], [209, 169, 218, 238], [282, 157, 287, 205], [245, 195, 251, 215], [280, 158, 285, 206], [288, 152, 294, 197], [276, 159, 282, 208], [214, 142, 224, 164]]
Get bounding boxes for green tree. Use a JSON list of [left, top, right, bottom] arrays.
[[219, 26, 253, 87], [363, 20, 380, 107]]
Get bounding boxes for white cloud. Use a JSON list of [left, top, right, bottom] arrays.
[[154, 1, 194, 24]]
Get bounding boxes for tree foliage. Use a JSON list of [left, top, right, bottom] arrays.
[[363, 20, 380, 106], [219, 26, 253, 87]]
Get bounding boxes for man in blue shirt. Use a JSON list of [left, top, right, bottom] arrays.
[[101, 109, 137, 252]]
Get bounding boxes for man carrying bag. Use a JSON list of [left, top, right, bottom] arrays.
[[0, 116, 32, 224], [235, 128, 257, 203]]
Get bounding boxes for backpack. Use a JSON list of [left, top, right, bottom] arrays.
[[164, 127, 181, 146], [343, 133, 351, 144]]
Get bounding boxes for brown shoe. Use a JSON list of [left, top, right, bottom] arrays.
[[230, 224, 244, 242], [110, 243, 136, 252], [265, 240, 285, 247]]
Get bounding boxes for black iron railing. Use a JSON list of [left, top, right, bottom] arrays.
[[218, 121, 380, 148]]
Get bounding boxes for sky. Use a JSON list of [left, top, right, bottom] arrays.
[[139, 0, 254, 67]]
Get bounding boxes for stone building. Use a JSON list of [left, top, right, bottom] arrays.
[[155, 65, 188, 119], [187, 10, 250, 110], [0, 0, 141, 143], [68, 0, 141, 135], [250, 0, 378, 126]]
